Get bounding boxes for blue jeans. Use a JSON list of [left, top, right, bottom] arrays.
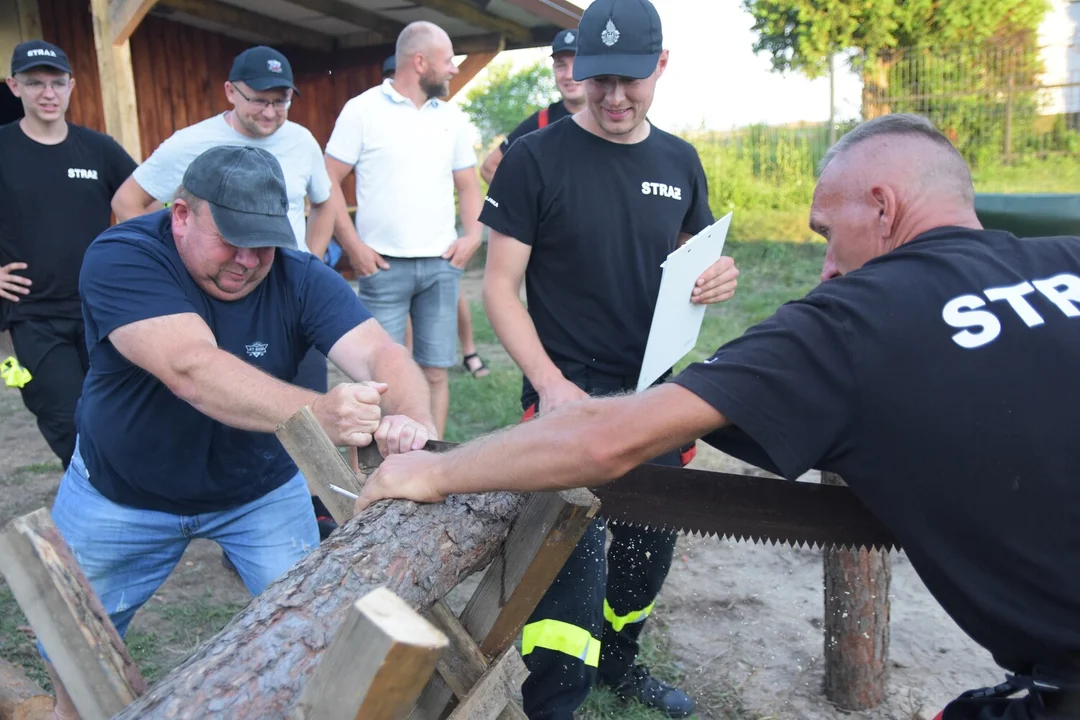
[[45, 439, 319, 644], [357, 256, 463, 368]]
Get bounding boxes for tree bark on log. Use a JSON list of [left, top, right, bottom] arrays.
[[822, 472, 891, 710], [114, 491, 528, 720], [0, 657, 53, 720]]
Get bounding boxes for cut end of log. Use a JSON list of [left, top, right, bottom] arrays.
[[359, 587, 450, 651], [0, 657, 54, 720]]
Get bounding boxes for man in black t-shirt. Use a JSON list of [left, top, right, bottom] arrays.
[[472, 1, 738, 717], [0, 40, 136, 468], [359, 113, 1080, 720], [478, 29, 585, 184]]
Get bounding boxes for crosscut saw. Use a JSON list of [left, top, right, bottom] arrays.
[[356, 441, 899, 552]]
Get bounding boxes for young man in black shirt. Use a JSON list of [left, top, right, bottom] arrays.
[[478, 29, 585, 184], [359, 113, 1080, 720], [471, 1, 738, 717], [0, 40, 136, 468]]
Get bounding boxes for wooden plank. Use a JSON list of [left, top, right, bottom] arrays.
[[414, 0, 530, 43], [16, 0, 42, 40], [0, 509, 146, 720], [90, 0, 143, 160], [504, 0, 580, 29], [276, 406, 366, 526], [287, 0, 402, 41], [443, 648, 528, 720], [450, 32, 504, 55], [412, 488, 599, 718], [291, 587, 448, 720], [108, 0, 156, 45], [155, 0, 335, 53], [0, 656, 54, 720], [445, 50, 500, 99]]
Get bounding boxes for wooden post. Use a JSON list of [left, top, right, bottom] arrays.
[[445, 49, 503, 100], [89, 0, 143, 161], [443, 648, 528, 720], [411, 487, 599, 718], [276, 406, 365, 525], [0, 509, 146, 720], [822, 472, 890, 710], [291, 587, 448, 720]]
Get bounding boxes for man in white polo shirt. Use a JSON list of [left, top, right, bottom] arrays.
[[325, 21, 483, 437]]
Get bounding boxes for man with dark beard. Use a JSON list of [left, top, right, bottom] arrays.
[[325, 21, 483, 438]]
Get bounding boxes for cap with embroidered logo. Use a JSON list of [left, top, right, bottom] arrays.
[[181, 146, 297, 250], [228, 45, 299, 95], [382, 55, 396, 77], [10, 40, 71, 75], [551, 28, 577, 56], [572, 0, 662, 81]]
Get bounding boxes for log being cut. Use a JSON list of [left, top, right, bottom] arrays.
[[114, 491, 527, 720]]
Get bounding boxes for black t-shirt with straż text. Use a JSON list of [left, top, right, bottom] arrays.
[[672, 227, 1080, 695], [480, 117, 714, 379], [0, 121, 136, 329], [499, 101, 572, 154]]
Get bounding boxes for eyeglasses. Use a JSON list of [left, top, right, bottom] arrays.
[[17, 78, 70, 93], [232, 84, 292, 112]]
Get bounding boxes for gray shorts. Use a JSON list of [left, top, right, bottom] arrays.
[[357, 256, 463, 368]]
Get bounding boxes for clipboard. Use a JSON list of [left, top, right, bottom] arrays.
[[636, 212, 733, 393]]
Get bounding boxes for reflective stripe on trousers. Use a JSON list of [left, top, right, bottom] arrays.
[[604, 599, 655, 633], [522, 618, 601, 668]]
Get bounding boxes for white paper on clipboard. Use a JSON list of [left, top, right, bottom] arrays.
[[636, 212, 732, 393]]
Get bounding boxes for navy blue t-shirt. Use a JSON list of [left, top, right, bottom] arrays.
[[76, 210, 371, 514]]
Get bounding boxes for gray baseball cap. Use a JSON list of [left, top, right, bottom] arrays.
[[573, 0, 663, 81], [181, 146, 297, 250]]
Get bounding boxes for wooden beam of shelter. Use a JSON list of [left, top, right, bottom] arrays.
[[445, 50, 500, 100], [0, 509, 146, 720], [155, 0, 335, 53], [109, 0, 157, 45], [415, 0, 530, 43], [90, 0, 144, 161], [291, 588, 447, 720], [505, 0, 581, 29], [287, 0, 404, 41]]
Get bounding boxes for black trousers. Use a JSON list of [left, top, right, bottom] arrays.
[[519, 363, 682, 720], [9, 318, 90, 469]]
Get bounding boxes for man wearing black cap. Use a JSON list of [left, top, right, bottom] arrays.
[[111, 45, 342, 538], [0, 40, 136, 469], [41, 145, 436, 718], [382, 55, 396, 79], [476, 0, 738, 717], [478, 29, 585, 184]]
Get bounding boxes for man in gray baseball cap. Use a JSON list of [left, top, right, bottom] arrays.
[[38, 144, 438, 716]]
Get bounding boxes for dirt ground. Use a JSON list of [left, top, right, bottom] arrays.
[[0, 270, 1005, 718]]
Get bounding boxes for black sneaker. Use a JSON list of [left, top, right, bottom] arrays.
[[608, 665, 695, 718]]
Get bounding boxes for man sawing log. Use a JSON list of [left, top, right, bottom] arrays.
[[357, 113, 1080, 720]]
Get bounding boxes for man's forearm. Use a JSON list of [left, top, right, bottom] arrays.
[[369, 343, 437, 432], [484, 282, 564, 391], [329, 183, 368, 264], [113, 196, 162, 222], [176, 347, 318, 432], [458, 182, 483, 239], [306, 198, 336, 260]]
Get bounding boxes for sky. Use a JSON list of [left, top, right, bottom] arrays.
[[452, 0, 865, 133]]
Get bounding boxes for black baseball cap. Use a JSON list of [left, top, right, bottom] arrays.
[[181, 146, 296, 250], [10, 40, 71, 75], [382, 55, 396, 76], [551, 29, 577, 56], [228, 46, 299, 95], [572, 0, 663, 81]]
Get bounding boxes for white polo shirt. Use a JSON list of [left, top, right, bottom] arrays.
[[325, 79, 477, 258]]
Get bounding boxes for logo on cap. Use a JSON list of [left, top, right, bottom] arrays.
[[601, 19, 620, 47], [267, 59, 282, 73], [27, 49, 57, 57], [564, 31, 575, 43]]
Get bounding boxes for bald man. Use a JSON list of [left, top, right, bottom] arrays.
[[325, 21, 483, 437], [356, 113, 1080, 720]]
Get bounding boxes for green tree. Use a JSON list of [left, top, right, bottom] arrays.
[[741, 0, 1049, 77], [460, 59, 559, 147]]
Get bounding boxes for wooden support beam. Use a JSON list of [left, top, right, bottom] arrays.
[[0, 509, 146, 720], [16, 0, 41, 40], [443, 648, 529, 720], [292, 587, 448, 720], [154, 0, 335, 53], [287, 0, 403, 41], [451, 32, 505, 55], [90, 0, 143, 161], [109, 0, 157, 46], [415, 0, 531, 43], [276, 406, 365, 526], [505, 0, 581, 30], [411, 486, 600, 718], [445, 51, 501, 100]]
